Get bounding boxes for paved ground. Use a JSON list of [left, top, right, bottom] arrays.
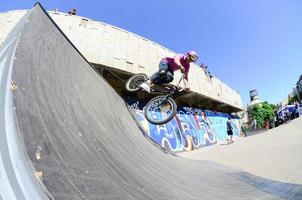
[[180, 117, 302, 184]]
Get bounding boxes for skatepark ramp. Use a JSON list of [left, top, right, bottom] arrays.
[[0, 3, 301, 200]]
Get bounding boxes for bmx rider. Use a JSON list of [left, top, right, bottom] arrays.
[[140, 51, 199, 93]]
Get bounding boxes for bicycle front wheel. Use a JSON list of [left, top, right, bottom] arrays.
[[144, 96, 177, 125]]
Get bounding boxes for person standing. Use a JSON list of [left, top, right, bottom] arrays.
[[226, 117, 233, 143], [295, 102, 300, 118], [252, 119, 257, 130], [241, 124, 247, 137]]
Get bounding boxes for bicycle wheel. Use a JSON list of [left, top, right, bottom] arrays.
[[125, 73, 148, 92], [144, 95, 177, 125]]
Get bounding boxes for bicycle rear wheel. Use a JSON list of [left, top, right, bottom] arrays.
[[125, 73, 148, 92], [144, 95, 177, 125]]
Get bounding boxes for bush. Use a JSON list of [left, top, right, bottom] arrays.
[[252, 102, 276, 128]]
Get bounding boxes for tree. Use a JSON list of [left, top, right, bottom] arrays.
[[252, 102, 276, 128]]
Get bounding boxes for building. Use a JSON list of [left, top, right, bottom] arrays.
[[247, 89, 263, 124], [0, 9, 243, 113], [296, 74, 302, 103]]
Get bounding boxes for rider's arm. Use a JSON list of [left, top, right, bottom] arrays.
[[174, 55, 184, 71], [183, 72, 190, 91]]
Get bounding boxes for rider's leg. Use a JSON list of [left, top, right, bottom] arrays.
[[141, 61, 170, 93], [151, 73, 173, 84], [149, 61, 169, 85], [141, 68, 173, 93], [141, 62, 166, 92], [161, 71, 174, 83]]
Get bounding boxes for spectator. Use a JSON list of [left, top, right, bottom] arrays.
[[241, 124, 247, 137], [252, 119, 257, 130], [200, 63, 214, 78], [226, 117, 233, 143], [295, 102, 300, 118], [68, 8, 77, 15], [285, 109, 290, 122]]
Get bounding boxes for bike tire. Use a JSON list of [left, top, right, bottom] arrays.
[[144, 95, 177, 125], [125, 73, 148, 92]]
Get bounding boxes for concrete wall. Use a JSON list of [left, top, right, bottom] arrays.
[[127, 98, 240, 152], [0, 10, 243, 110], [0, 10, 27, 46]]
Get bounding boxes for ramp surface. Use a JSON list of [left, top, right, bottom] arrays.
[[2, 3, 302, 200]]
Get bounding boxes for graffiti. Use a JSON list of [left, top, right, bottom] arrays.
[[128, 100, 240, 152], [130, 101, 140, 110]]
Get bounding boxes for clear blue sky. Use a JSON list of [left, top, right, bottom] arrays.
[[1, 0, 302, 106]]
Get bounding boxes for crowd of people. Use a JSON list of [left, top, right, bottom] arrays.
[[275, 102, 300, 127]]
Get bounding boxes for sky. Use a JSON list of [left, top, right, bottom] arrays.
[[1, 0, 302, 107]]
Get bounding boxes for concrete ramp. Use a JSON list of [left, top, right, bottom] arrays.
[[1, 3, 301, 199]]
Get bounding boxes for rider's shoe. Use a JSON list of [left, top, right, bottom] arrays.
[[159, 69, 166, 77], [140, 82, 151, 93]]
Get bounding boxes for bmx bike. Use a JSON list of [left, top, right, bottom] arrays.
[[125, 73, 184, 125]]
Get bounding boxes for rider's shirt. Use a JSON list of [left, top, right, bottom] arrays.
[[162, 54, 190, 73]]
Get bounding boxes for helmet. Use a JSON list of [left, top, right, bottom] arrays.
[[187, 51, 199, 62]]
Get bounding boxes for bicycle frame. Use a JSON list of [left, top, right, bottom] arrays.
[[154, 75, 184, 104], [143, 74, 185, 125]]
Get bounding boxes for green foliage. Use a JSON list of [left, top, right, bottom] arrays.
[[252, 102, 276, 128]]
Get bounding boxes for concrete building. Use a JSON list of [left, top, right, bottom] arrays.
[[247, 89, 263, 124], [296, 74, 302, 103], [0, 9, 243, 113]]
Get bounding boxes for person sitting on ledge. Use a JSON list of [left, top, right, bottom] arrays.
[[200, 63, 214, 78], [68, 8, 77, 15]]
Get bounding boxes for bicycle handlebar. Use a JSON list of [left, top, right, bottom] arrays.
[[173, 74, 186, 92], [176, 74, 184, 87]]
